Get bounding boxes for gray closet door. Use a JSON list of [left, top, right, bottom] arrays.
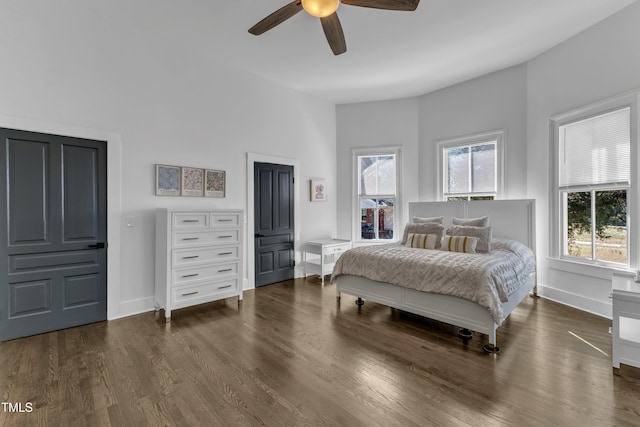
[[254, 162, 294, 287], [0, 128, 107, 341]]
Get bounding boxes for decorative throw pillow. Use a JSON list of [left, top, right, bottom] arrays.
[[452, 216, 489, 227], [402, 223, 445, 248], [412, 216, 444, 224], [405, 233, 438, 249], [441, 235, 478, 253], [446, 225, 492, 253]]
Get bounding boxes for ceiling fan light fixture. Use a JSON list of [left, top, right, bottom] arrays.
[[301, 0, 340, 18]]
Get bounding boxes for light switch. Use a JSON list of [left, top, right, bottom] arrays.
[[126, 216, 135, 228]]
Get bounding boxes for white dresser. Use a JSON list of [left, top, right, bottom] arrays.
[[612, 273, 640, 374], [155, 209, 243, 322]]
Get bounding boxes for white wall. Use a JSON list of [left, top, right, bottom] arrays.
[[0, 1, 337, 319], [336, 65, 527, 242], [419, 64, 528, 201], [527, 1, 640, 317], [336, 98, 420, 241]]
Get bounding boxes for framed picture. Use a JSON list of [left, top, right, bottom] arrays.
[[181, 167, 204, 197], [205, 169, 226, 198], [310, 179, 327, 202], [155, 164, 181, 196]]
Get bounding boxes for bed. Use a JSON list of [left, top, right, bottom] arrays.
[[331, 199, 537, 353]]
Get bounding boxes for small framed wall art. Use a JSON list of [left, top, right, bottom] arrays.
[[205, 169, 226, 198], [155, 164, 181, 196], [181, 166, 204, 197], [310, 179, 327, 202]]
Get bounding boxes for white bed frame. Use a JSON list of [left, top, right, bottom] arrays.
[[335, 199, 537, 352]]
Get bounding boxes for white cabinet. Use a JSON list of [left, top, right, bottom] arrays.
[[303, 239, 351, 284], [612, 273, 640, 374], [155, 209, 243, 321]]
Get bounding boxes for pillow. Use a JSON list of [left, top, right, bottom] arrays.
[[405, 233, 438, 249], [401, 223, 445, 248], [441, 235, 478, 253], [452, 216, 489, 227], [445, 225, 492, 253], [412, 216, 444, 224]]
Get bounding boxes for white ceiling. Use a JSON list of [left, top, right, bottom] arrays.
[[194, 0, 637, 104]]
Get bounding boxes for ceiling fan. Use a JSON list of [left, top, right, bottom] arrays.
[[248, 0, 420, 56]]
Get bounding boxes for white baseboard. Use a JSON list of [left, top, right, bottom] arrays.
[[109, 296, 155, 320], [537, 283, 611, 320]]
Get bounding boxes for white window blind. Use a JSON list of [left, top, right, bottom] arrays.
[[559, 107, 630, 187], [445, 143, 496, 194], [359, 155, 396, 196]]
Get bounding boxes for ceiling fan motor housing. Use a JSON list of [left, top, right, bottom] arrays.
[[301, 0, 340, 18]]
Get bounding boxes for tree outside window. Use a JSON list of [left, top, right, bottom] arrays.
[[565, 190, 627, 263]]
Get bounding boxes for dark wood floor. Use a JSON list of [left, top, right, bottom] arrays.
[[1, 278, 639, 427]]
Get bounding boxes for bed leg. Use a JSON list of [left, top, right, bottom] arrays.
[[482, 328, 500, 353], [355, 297, 365, 306], [336, 290, 341, 302], [530, 274, 540, 298], [458, 328, 473, 343], [482, 344, 500, 354]]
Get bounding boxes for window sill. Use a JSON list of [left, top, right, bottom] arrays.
[[547, 257, 630, 280]]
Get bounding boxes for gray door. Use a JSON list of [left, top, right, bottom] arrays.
[[0, 128, 107, 341], [254, 163, 294, 287]]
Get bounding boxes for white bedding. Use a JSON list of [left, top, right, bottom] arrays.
[[330, 238, 536, 324]]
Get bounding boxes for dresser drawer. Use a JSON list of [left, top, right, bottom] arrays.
[[173, 230, 240, 248], [172, 246, 239, 268], [172, 212, 209, 229], [211, 212, 241, 228], [172, 262, 239, 285], [172, 279, 239, 305], [324, 244, 351, 255]]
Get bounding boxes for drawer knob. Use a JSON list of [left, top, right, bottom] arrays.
[[218, 268, 233, 273], [218, 235, 233, 239], [218, 219, 233, 222], [182, 220, 199, 223], [182, 255, 199, 259], [182, 273, 199, 278], [183, 237, 200, 241], [182, 291, 199, 296], [218, 284, 232, 289], [218, 252, 233, 255]]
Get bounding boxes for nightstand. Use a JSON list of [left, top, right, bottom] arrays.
[[611, 273, 640, 374], [303, 239, 352, 284]]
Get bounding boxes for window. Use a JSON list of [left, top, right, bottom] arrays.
[[556, 107, 631, 265], [438, 131, 503, 201], [353, 147, 401, 242]]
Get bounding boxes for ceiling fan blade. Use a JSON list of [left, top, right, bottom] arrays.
[[341, 0, 419, 11], [320, 13, 347, 55], [248, 1, 303, 35]]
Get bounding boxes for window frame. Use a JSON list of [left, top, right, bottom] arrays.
[[352, 146, 402, 244], [437, 130, 505, 201], [551, 92, 639, 270]]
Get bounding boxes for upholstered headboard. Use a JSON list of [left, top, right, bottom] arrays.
[[408, 199, 536, 252]]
